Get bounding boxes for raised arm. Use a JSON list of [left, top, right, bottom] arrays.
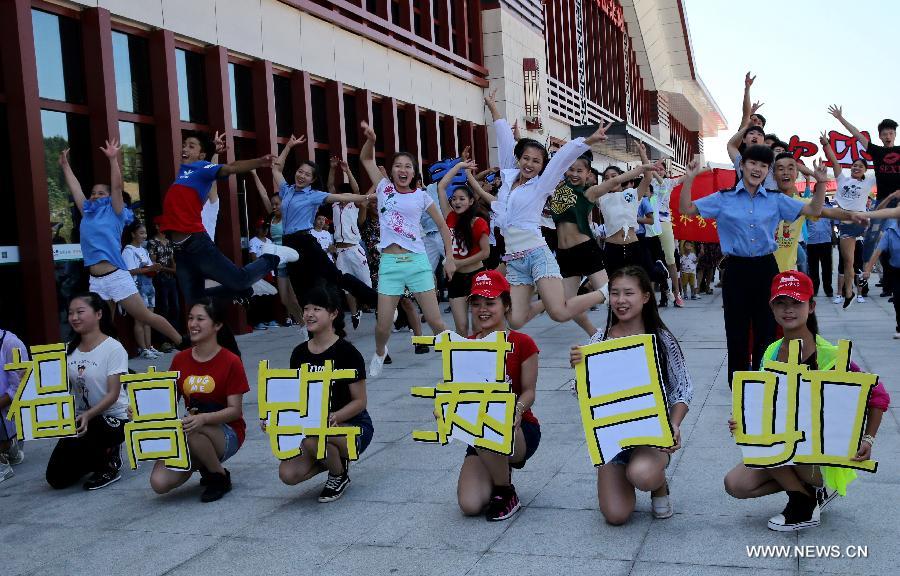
[[438, 160, 477, 216], [819, 132, 842, 178], [99, 139, 125, 215], [359, 121, 385, 186], [484, 87, 502, 123], [678, 159, 703, 217], [875, 190, 900, 209], [273, 134, 306, 188], [799, 159, 827, 217], [327, 156, 339, 195], [828, 105, 869, 149], [208, 152, 220, 203], [58, 149, 86, 214], [341, 160, 360, 195], [250, 169, 272, 213], [585, 164, 651, 202], [214, 132, 274, 177], [539, 121, 608, 190]]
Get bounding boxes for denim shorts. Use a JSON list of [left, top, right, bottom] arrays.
[[378, 252, 434, 295], [346, 410, 375, 456], [505, 246, 562, 285], [220, 423, 239, 463], [838, 221, 866, 239], [465, 419, 541, 469], [605, 447, 670, 467]]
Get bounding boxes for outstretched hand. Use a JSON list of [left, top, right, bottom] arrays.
[[213, 131, 227, 155], [819, 131, 830, 147], [484, 87, 498, 109], [685, 158, 703, 178], [812, 158, 828, 181], [461, 145, 472, 161], [744, 71, 755, 89], [100, 138, 120, 159], [361, 121, 377, 142], [286, 134, 307, 149], [58, 148, 71, 167], [750, 101, 764, 114], [827, 104, 843, 119], [584, 120, 611, 145]]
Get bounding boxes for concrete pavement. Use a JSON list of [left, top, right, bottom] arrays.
[[3, 278, 899, 576]]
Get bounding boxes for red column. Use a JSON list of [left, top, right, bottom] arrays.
[[252, 59, 276, 196], [325, 80, 347, 160], [441, 115, 458, 158], [0, 0, 59, 344], [149, 29, 180, 192], [355, 89, 374, 191], [81, 7, 120, 182], [381, 97, 400, 160], [473, 123, 488, 170], [403, 103, 421, 170], [290, 70, 317, 161]]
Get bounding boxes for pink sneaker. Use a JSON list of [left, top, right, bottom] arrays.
[[674, 296, 685, 308]]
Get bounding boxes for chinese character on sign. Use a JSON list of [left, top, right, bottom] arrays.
[[573, 334, 674, 466], [257, 359, 361, 460], [4, 343, 76, 441], [732, 339, 878, 471], [122, 367, 190, 471], [411, 331, 517, 455]]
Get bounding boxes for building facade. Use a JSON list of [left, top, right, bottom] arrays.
[[0, 0, 724, 345]]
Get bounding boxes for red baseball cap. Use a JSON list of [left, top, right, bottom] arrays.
[[469, 269, 510, 299], [769, 271, 814, 303]]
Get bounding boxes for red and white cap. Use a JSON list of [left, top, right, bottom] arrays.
[[769, 271, 814, 303], [469, 269, 510, 299]]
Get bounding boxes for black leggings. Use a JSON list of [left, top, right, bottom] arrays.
[[888, 264, 900, 332], [46, 414, 125, 489], [283, 231, 378, 308], [806, 242, 833, 297], [722, 254, 779, 383]]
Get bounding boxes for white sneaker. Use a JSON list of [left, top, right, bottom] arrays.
[[297, 325, 309, 342], [369, 348, 388, 378], [589, 329, 603, 344], [4, 438, 24, 465], [261, 243, 299, 264], [893, 332, 900, 340], [139, 348, 160, 359], [0, 456, 13, 484], [651, 494, 674, 519], [856, 295, 865, 303], [831, 295, 842, 304], [251, 279, 277, 296]]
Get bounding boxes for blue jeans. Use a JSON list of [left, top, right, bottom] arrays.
[[173, 232, 278, 307]]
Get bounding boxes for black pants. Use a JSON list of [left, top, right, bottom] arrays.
[[806, 242, 833, 297], [283, 231, 377, 308], [888, 264, 900, 332], [604, 241, 643, 277], [881, 252, 894, 293], [46, 414, 125, 489], [723, 254, 779, 384]]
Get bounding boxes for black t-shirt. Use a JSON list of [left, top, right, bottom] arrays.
[[289, 338, 366, 413], [865, 143, 900, 202]]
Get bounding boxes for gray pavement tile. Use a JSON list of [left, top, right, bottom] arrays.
[[637, 513, 798, 570], [630, 561, 796, 575], [120, 492, 285, 537], [316, 544, 481, 576], [489, 507, 652, 560], [2, 523, 85, 576], [467, 552, 632, 575], [164, 537, 346, 575]]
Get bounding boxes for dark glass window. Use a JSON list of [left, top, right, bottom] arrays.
[[0, 108, 23, 333], [314, 148, 331, 191], [391, 1, 401, 25], [372, 100, 385, 154], [366, 0, 377, 13], [119, 121, 159, 223], [176, 49, 207, 124], [418, 111, 427, 159], [112, 31, 152, 114], [32, 9, 85, 103], [228, 63, 254, 131], [273, 75, 294, 138], [310, 84, 328, 144], [343, 93, 359, 149], [397, 107, 408, 152]]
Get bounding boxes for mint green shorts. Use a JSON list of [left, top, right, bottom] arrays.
[[377, 252, 435, 295]]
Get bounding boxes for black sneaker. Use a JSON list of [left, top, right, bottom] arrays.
[[842, 292, 855, 309], [414, 343, 430, 354], [485, 485, 521, 521], [815, 485, 839, 510], [200, 469, 232, 502], [83, 469, 121, 491], [658, 299, 668, 307], [351, 312, 361, 330], [767, 490, 820, 531], [110, 449, 122, 472], [318, 473, 350, 502], [384, 354, 393, 365], [881, 291, 891, 298]]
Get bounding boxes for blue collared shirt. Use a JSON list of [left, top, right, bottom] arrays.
[[877, 222, 900, 268], [806, 201, 834, 245], [693, 181, 805, 257], [278, 182, 329, 234]]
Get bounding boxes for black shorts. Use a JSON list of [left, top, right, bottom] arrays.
[[483, 244, 502, 270], [555, 239, 605, 278], [465, 419, 541, 469], [447, 267, 486, 299]]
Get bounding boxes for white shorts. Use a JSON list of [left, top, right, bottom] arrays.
[[336, 245, 372, 288], [423, 231, 444, 272], [89, 268, 138, 303]]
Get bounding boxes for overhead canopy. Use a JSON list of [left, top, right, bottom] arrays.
[[571, 121, 671, 162]]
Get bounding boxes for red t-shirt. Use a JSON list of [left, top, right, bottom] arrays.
[[446, 212, 489, 259], [468, 330, 539, 425], [170, 348, 250, 445]]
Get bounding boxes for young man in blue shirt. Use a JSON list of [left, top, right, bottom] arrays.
[[678, 145, 827, 381], [157, 132, 298, 308]]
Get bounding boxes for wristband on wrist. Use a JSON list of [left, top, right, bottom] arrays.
[[861, 434, 875, 446]]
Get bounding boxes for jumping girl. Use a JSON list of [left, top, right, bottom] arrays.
[[149, 298, 249, 503], [437, 158, 491, 335], [457, 269, 540, 521], [272, 135, 377, 311], [46, 292, 129, 491], [483, 88, 608, 329], [724, 271, 889, 531], [270, 284, 374, 502], [59, 142, 185, 349], [359, 121, 456, 377], [569, 266, 692, 524]]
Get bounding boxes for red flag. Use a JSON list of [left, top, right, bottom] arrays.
[[670, 168, 737, 244]]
